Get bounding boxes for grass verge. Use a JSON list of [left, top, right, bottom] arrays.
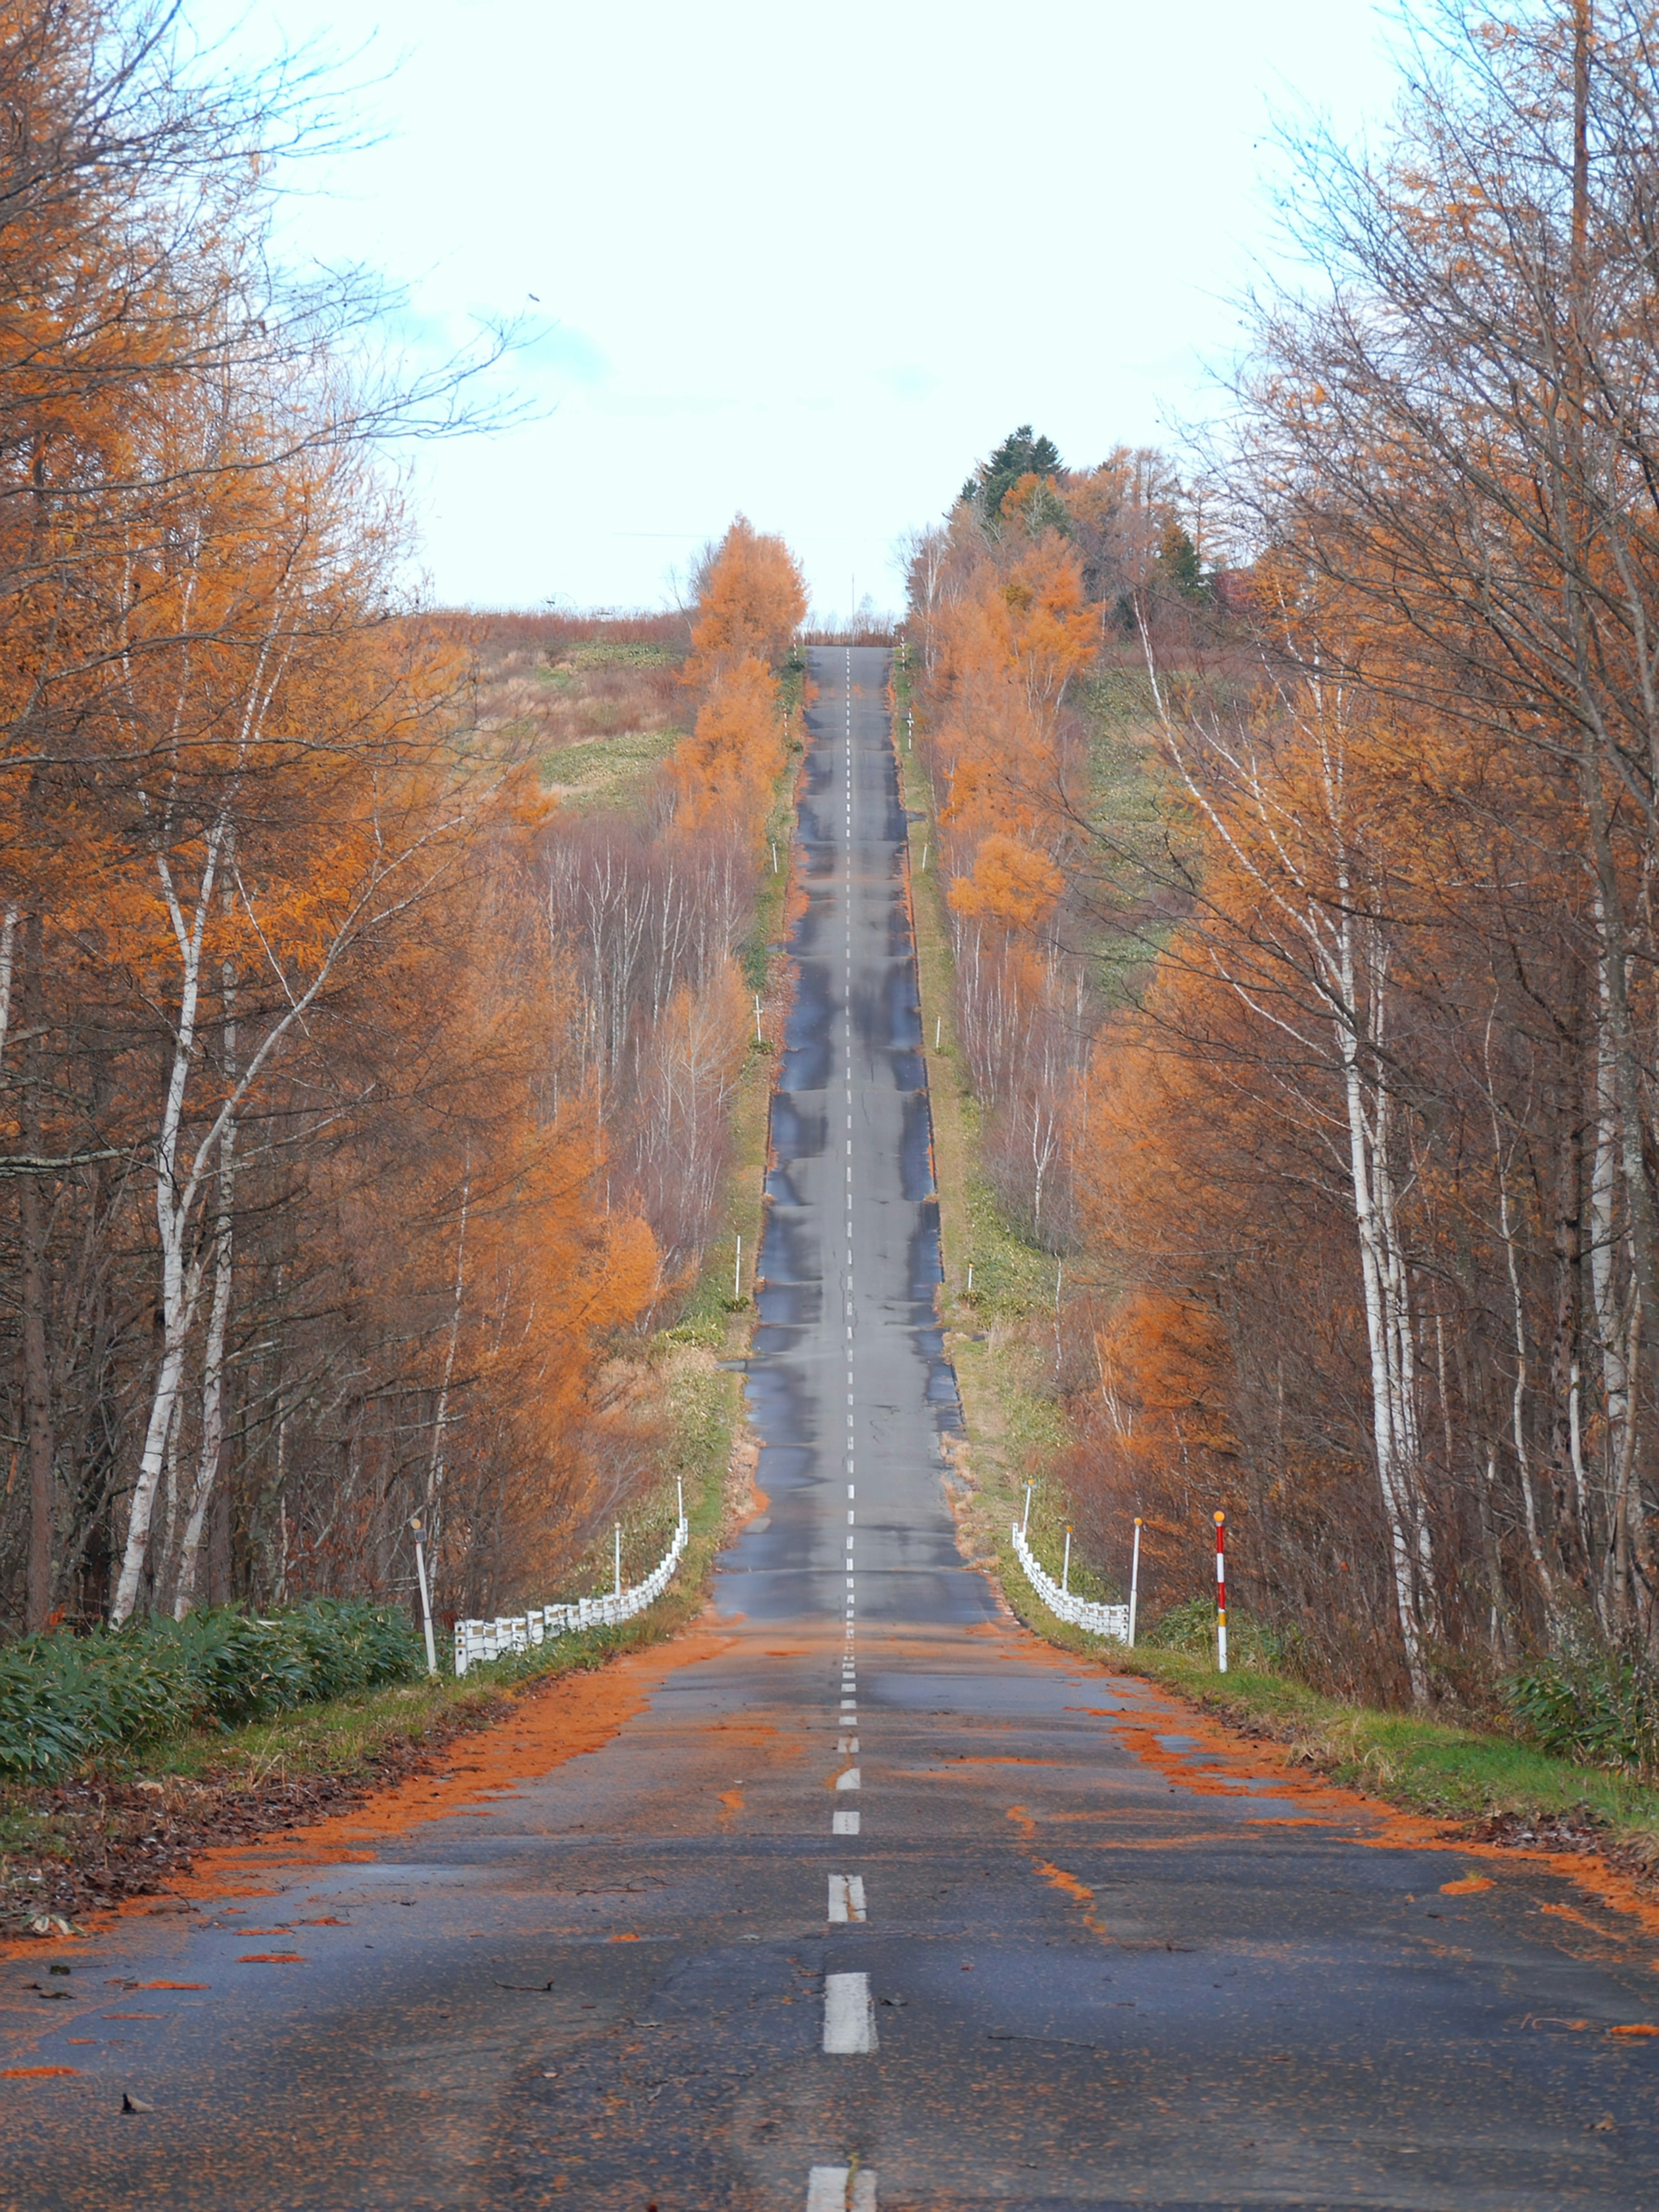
[[1116, 1645, 1659, 1864]]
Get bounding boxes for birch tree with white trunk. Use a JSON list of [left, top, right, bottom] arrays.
[[1149, 660, 1439, 1696]]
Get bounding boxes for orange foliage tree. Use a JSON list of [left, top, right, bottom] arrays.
[[906, 435, 1147, 1245], [665, 516, 805, 860], [1057, 4, 1659, 1697], [683, 515, 806, 686], [0, 3, 659, 1632], [666, 655, 785, 844]]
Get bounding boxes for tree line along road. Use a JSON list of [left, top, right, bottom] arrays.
[[3, 645, 1658, 2210]]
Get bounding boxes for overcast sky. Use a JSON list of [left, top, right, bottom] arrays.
[[192, 0, 1403, 620]]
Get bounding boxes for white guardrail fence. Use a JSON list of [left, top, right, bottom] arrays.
[[453, 1513, 690, 1675], [1012, 1522, 1130, 1642]]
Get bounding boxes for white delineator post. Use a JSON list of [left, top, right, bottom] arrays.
[[1062, 1525, 1072, 1596], [1022, 1482, 1033, 1535], [1214, 1511, 1228, 1673], [410, 1515, 438, 1676], [1128, 1516, 1143, 1649], [614, 1522, 622, 1600], [734, 1234, 743, 1301]]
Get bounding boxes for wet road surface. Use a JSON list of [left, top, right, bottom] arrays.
[[6, 646, 1659, 2208]]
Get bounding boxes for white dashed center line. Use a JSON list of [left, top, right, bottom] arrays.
[[832, 1808, 860, 1835], [807, 2170, 877, 2212], [827, 1873, 868, 1923], [836, 1767, 861, 1792], [822, 1971, 878, 2053]]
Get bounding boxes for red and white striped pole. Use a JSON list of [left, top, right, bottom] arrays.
[[1213, 1510, 1228, 1673]]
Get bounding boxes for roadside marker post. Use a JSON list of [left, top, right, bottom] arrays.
[[1062, 1525, 1072, 1596], [735, 1233, 743, 1301], [1022, 1481, 1033, 1535], [1128, 1517, 1142, 1647], [614, 1522, 623, 1600], [1214, 1511, 1227, 1672]]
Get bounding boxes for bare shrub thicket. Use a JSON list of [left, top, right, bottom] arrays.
[[544, 820, 756, 1281]]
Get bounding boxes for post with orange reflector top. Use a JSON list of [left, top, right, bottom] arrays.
[[1213, 1511, 1228, 1673]]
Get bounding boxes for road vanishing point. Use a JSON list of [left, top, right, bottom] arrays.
[[5, 646, 1659, 2209]]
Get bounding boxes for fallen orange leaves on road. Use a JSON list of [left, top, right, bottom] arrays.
[[120, 1625, 740, 1920], [1034, 1859, 1094, 1907]]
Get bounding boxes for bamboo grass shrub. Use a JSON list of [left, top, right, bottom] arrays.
[[1507, 1629, 1659, 1783], [0, 1601, 420, 1778]]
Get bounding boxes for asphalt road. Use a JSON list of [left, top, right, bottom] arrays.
[[5, 645, 1659, 2209]]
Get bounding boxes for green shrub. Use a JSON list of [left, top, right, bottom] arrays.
[[1507, 1627, 1659, 1780], [0, 1600, 420, 1779]]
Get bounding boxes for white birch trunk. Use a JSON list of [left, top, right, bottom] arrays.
[[1492, 1117, 1553, 1602], [0, 903, 19, 1074], [175, 937, 237, 1617], [111, 817, 228, 1624], [1589, 931, 1631, 1614], [1335, 903, 1431, 1698], [424, 1163, 470, 1573]]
